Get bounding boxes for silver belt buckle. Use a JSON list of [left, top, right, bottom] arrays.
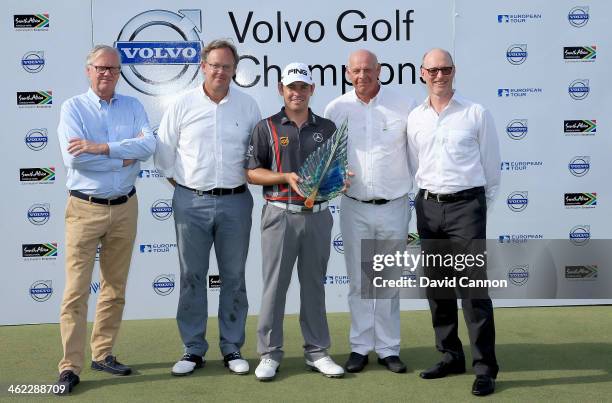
[[424, 190, 429, 200]]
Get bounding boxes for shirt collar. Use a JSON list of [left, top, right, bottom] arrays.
[[87, 87, 118, 109], [351, 84, 382, 105], [201, 83, 232, 104], [279, 107, 317, 126], [422, 89, 464, 110]]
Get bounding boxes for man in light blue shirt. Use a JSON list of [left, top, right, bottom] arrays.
[[54, 44, 155, 395]]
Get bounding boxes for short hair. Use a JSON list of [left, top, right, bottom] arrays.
[[201, 39, 239, 66], [421, 48, 454, 67], [86, 45, 121, 67]]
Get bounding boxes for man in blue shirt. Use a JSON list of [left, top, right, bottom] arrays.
[[54, 45, 156, 395]]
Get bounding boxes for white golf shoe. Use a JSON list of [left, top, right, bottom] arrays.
[[306, 356, 345, 378], [255, 358, 280, 381]]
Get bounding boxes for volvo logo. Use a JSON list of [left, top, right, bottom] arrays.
[[508, 265, 529, 286], [27, 203, 50, 225], [506, 119, 528, 140], [151, 199, 173, 220], [24, 128, 48, 150], [568, 79, 590, 100], [333, 233, 344, 254], [506, 44, 527, 65], [21, 51, 45, 73], [568, 156, 590, 177], [153, 274, 175, 296], [507, 191, 528, 212], [30, 280, 53, 302], [569, 225, 590, 246], [115, 9, 203, 96], [568, 6, 589, 28]]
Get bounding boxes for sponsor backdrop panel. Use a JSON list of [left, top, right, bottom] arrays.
[[2, 0, 93, 324], [1, 0, 609, 325], [454, 0, 612, 306], [90, 0, 452, 321]]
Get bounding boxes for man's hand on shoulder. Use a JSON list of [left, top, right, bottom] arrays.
[[67, 138, 109, 156]]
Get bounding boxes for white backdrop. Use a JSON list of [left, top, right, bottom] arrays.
[[1, 0, 610, 325]]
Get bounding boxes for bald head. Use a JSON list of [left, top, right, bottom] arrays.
[[348, 49, 378, 69], [422, 48, 454, 68]]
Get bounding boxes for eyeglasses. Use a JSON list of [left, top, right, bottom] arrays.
[[205, 62, 234, 72], [89, 65, 121, 74], [421, 66, 454, 76]]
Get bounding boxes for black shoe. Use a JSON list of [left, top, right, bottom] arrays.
[[171, 353, 205, 376], [345, 352, 369, 373], [472, 375, 495, 396], [91, 355, 132, 376], [377, 356, 407, 373], [55, 370, 80, 395], [419, 360, 466, 379]]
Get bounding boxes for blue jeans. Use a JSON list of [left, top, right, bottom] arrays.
[[173, 185, 253, 357]]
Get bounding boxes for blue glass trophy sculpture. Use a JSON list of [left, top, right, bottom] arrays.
[[297, 119, 348, 208]]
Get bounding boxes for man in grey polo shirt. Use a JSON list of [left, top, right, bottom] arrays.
[[245, 62, 345, 381]]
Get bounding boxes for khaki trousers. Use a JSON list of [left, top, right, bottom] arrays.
[[58, 194, 137, 374]]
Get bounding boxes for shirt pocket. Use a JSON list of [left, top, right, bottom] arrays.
[[445, 129, 477, 158], [378, 118, 406, 153], [384, 118, 405, 133]]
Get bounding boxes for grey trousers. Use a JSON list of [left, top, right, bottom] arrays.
[[257, 203, 333, 362], [173, 185, 253, 357]]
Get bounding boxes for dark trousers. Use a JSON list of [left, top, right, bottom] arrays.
[[415, 188, 499, 378]]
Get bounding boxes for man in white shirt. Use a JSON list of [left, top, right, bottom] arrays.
[[325, 50, 416, 374], [407, 48, 500, 396], [155, 39, 261, 377]]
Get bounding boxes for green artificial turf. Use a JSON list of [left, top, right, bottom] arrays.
[[1, 306, 611, 402]]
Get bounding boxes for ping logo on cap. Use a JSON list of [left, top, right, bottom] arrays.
[[288, 68, 308, 75]]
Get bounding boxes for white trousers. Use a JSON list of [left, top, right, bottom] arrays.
[[340, 194, 410, 358]]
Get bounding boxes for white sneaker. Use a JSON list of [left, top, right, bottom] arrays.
[[306, 356, 345, 378], [255, 358, 280, 381], [171, 354, 204, 376]]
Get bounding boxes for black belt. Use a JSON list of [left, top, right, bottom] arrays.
[[178, 183, 246, 196], [69, 187, 136, 205], [346, 195, 390, 205], [420, 187, 484, 203]]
